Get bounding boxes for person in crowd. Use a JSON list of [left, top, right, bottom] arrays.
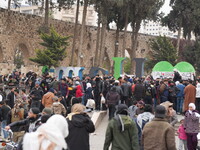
[[184, 80, 196, 112], [161, 101, 178, 127], [66, 103, 95, 150], [7, 100, 25, 142], [51, 96, 66, 116], [168, 81, 180, 111], [135, 100, 145, 116], [176, 80, 185, 114], [136, 104, 154, 150], [159, 79, 169, 103], [75, 83, 84, 98], [58, 78, 69, 101], [133, 80, 145, 101], [23, 115, 69, 150], [5, 107, 41, 133], [112, 80, 123, 99], [128, 101, 138, 121], [106, 87, 120, 120], [144, 81, 154, 105], [0, 101, 11, 138], [121, 78, 132, 106], [29, 81, 44, 108], [7, 87, 15, 109], [93, 76, 103, 110], [184, 103, 200, 150], [40, 73, 52, 94], [103, 104, 139, 150], [196, 80, 200, 112], [0, 88, 6, 101], [85, 82, 93, 105], [173, 69, 182, 82], [42, 88, 56, 108], [177, 119, 187, 150], [142, 105, 176, 150]]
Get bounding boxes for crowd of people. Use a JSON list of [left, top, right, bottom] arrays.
[[0, 70, 199, 150]]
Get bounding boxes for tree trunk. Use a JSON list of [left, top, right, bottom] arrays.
[[8, 0, 11, 10], [70, 0, 80, 66], [114, 25, 120, 57], [44, 0, 49, 29], [98, 18, 107, 66], [77, 0, 88, 66], [122, 5, 129, 57], [176, 21, 182, 59], [94, 13, 101, 67], [130, 21, 141, 74]]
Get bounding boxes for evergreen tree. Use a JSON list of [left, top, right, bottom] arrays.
[[145, 36, 177, 72], [182, 40, 200, 73], [30, 27, 70, 68]]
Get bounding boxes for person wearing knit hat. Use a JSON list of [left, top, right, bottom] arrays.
[[66, 103, 95, 150], [184, 103, 200, 150], [142, 105, 176, 150]]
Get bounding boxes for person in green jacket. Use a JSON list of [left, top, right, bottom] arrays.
[[103, 104, 139, 150]]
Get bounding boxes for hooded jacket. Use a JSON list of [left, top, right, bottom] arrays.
[[66, 113, 95, 150], [104, 115, 139, 150]]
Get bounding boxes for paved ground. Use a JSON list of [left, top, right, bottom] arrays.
[[90, 114, 186, 150]]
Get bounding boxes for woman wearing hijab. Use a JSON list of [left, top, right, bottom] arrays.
[[23, 115, 68, 150], [66, 104, 95, 150], [184, 103, 200, 150], [85, 83, 93, 105]]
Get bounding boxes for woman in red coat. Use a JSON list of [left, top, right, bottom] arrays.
[[76, 85, 84, 98]]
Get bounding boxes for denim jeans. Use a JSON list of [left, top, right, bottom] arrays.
[[177, 96, 184, 113], [1, 120, 8, 139]]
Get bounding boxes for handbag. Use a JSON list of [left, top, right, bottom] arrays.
[[101, 96, 106, 104]]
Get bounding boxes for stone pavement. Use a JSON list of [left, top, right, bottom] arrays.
[[89, 114, 189, 150]]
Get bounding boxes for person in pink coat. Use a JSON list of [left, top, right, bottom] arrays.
[[177, 119, 187, 150]]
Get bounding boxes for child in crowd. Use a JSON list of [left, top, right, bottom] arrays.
[[177, 119, 187, 150]]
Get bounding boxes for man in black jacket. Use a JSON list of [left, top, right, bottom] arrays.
[[121, 78, 132, 106], [6, 87, 15, 109], [5, 107, 41, 133], [29, 81, 44, 108]]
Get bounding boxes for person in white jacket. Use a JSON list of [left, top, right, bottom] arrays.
[[196, 82, 200, 112], [23, 115, 68, 150]]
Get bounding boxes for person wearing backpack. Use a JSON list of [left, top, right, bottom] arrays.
[[106, 87, 120, 120], [136, 104, 154, 150], [104, 104, 139, 150]]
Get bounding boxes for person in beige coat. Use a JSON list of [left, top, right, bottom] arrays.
[[42, 88, 55, 108], [184, 80, 196, 112], [142, 105, 176, 150]]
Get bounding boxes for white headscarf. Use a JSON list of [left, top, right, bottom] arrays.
[[23, 115, 68, 150], [86, 83, 92, 89], [189, 103, 196, 110]]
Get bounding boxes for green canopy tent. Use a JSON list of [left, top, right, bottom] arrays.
[[151, 61, 174, 79], [174, 62, 195, 80]]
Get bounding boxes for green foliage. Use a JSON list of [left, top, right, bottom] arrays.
[[162, 0, 200, 39], [182, 40, 200, 73], [145, 36, 177, 72], [30, 27, 70, 68], [123, 57, 131, 74]]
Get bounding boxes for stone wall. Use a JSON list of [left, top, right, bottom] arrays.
[[0, 8, 153, 75]]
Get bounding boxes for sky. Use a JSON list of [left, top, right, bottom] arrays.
[[1, 0, 172, 14], [160, 0, 172, 15]]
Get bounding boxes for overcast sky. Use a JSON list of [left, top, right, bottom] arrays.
[[160, 0, 172, 15], [1, 0, 172, 15]]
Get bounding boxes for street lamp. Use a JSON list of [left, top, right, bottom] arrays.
[[115, 41, 119, 57]]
